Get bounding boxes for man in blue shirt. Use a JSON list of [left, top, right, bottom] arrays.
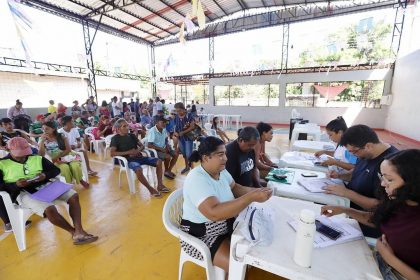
[[324, 124, 398, 237], [147, 116, 178, 179]]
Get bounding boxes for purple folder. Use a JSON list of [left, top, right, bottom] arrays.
[[31, 181, 73, 203]]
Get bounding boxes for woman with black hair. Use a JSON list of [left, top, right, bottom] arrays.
[[211, 116, 230, 143], [255, 122, 278, 178], [315, 116, 357, 173], [38, 121, 89, 188], [322, 149, 420, 280], [180, 136, 273, 274]]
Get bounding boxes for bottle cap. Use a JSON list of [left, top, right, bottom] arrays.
[[299, 209, 315, 224]]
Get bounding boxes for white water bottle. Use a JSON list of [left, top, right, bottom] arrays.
[[293, 209, 316, 268]]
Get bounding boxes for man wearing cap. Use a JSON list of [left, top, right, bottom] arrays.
[[147, 116, 178, 179], [0, 137, 98, 245]]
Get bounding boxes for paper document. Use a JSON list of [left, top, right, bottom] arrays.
[[297, 178, 343, 193], [288, 215, 363, 248], [31, 181, 73, 203]]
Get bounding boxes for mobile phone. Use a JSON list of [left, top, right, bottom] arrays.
[[26, 176, 41, 183], [301, 172, 318, 177], [273, 174, 287, 180], [315, 220, 342, 240]]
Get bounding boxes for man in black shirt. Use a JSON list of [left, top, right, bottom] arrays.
[[0, 117, 38, 152], [225, 127, 262, 188], [324, 125, 398, 237]]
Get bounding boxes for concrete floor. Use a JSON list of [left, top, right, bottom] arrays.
[[0, 129, 418, 280]]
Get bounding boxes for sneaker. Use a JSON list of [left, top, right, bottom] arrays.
[[4, 221, 32, 233]]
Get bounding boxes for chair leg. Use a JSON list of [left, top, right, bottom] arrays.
[[178, 258, 185, 280], [9, 211, 27, 252]]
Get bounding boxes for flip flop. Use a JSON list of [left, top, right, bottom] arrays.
[[158, 186, 171, 193], [73, 235, 98, 245], [151, 191, 162, 198], [164, 172, 175, 180], [181, 167, 190, 174], [88, 170, 98, 176]]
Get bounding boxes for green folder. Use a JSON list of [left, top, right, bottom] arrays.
[[266, 168, 295, 184]]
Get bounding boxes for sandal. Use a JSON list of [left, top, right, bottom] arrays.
[[88, 170, 98, 176], [151, 192, 162, 198], [73, 235, 98, 245], [158, 186, 171, 193], [164, 172, 175, 180]]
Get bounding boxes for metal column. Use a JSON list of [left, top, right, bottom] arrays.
[[209, 36, 215, 76], [280, 23, 290, 72], [390, 0, 407, 58], [150, 45, 157, 97], [82, 20, 97, 101]]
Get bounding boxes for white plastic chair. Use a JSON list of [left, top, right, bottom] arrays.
[[162, 189, 225, 280], [84, 127, 105, 156], [102, 134, 116, 160], [0, 176, 67, 251], [73, 150, 89, 183]]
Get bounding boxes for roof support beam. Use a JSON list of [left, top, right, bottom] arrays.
[[210, 0, 228, 16]]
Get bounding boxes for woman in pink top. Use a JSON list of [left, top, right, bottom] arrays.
[[99, 101, 110, 117], [322, 149, 420, 280]]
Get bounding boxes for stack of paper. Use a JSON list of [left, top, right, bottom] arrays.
[[297, 178, 343, 193], [288, 215, 363, 248]]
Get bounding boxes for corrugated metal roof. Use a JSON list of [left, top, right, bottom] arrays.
[[22, 0, 398, 45]]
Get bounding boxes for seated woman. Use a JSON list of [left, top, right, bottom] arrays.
[[322, 149, 420, 280], [96, 115, 114, 139], [211, 117, 230, 143], [181, 136, 273, 274], [38, 121, 89, 188], [255, 122, 278, 180], [315, 116, 357, 173]]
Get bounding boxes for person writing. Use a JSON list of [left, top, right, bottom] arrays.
[[322, 149, 420, 280], [181, 136, 272, 275]]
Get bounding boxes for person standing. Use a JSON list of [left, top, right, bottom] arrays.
[[111, 96, 122, 118], [174, 102, 195, 174]]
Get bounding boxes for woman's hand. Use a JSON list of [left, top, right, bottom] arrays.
[[39, 134, 47, 142], [376, 234, 395, 264], [327, 170, 340, 179], [320, 205, 346, 217], [323, 184, 348, 197], [250, 188, 273, 203], [314, 150, 325, 157]]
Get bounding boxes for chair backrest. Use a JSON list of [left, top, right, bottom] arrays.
[[162, 189, 184, 238], [204, 123, 212, 131], [84, 127, 95, 135], [104, 134, 115, 145]]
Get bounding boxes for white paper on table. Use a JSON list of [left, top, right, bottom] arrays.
[[288, 215, 363, 248], [297, 178, 343, 193]]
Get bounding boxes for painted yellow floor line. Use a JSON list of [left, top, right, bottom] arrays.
[[0, 232, 11, 241]]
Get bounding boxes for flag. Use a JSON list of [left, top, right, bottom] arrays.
[[197, 0, 206, 29]]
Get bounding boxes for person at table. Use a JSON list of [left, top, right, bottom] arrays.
[[0, 137, 98, 245], [255, 122, 278, 179], [181, 136, 273, 273], [324, 124, 398, 237], [314, 116, 357, 173], [211, 117, 230, 143], [225, 127, 263, 188], [322, 149, 420, 280]]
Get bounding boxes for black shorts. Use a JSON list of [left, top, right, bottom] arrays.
[[179, 218, 234, 261]]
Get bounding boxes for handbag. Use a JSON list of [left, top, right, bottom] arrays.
[[60, 152, 81, 163]]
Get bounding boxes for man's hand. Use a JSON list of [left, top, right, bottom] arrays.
[[321, 158, 337, 166], [36, 173, 46, 182], [314, 150, 325, 157], [16, 179, 30, 188], [323, 184, 348, 197], [327, 170, 340, 179]]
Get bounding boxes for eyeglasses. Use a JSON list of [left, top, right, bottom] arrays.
[[23, 164, 30, 175], [348, 146, 365, 155]]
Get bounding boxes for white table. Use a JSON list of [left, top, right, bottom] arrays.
[[229, 197, 382, 280], [292, 140, 336, 152], [278, 151, 329, 172], [225, 114, 242, 131], [291, 123, 322, 144], [267, 167, 350, 207]]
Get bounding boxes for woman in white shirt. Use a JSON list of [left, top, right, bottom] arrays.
[[181, 136, 272, 274], [315, 116, 357, 173]]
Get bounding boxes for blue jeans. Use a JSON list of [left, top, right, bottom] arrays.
[[127, 157, 159, 172], [178, 138, 193, 160], [375, 252, 406, 280]]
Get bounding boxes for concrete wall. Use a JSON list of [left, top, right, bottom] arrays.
[[386, 5, 420, 141], [206, 68, 393, 128]]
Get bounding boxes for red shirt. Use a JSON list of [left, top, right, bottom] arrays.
[[380, 204, 420, 271], [99, 107, 110, 117], [97, 123, 113, 138]]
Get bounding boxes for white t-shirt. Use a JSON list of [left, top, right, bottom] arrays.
[[112, 101, 122, 116], [182, 165, 235, 223], [58, 127, 81, 146]]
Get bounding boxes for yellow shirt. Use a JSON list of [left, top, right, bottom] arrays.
[[48, 105, 57, 113]]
